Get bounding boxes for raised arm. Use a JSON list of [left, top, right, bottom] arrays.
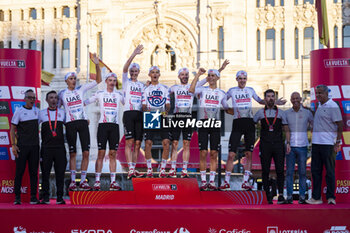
[[91, 53, 102, 84], [189, 68, 206, 94], [123, 45, 143, 73], [218, 59, 230, 73]]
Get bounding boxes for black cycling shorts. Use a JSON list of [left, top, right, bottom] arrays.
[[97, 123, 119, 150], [169, 113, 193, 141], [123, 110, 143, 141], [65, 120, 90, 153], [198, 119, 221, 151], [228, 118, 255, 153]]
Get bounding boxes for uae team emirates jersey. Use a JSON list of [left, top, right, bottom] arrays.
[[142, 83, 170, 112], [195, 86, 228, 120], [169, 79, 207, 114], [85, 90, 124, 124], [58, 81, 97, 123], [226, 86, 262, 119], [38, 108, 65, 147], [122, 73, 144, 112]]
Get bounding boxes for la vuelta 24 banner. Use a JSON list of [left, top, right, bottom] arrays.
[[0, 49, 41, 203], [310, 48, 350, 203]]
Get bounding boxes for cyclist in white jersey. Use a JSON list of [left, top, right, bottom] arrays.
[[168, 60, 230, 178], [122, 45, 145, 179], [189, 68, 230, 191], [142, 66, 170, 178], [221, 70, 286, 191], [58, 53, 102, 191], [85, 73, 124, 191]]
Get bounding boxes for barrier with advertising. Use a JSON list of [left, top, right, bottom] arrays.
[[0, 49, 41, 202], [310, 48, 350, 203]]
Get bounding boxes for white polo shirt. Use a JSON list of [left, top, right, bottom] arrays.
[[312, 99, 342, 145]]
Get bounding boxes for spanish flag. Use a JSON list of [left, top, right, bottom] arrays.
[[89, 52, 121, 89], [41, 70, 55, 86], [316, 0, 330, 48]]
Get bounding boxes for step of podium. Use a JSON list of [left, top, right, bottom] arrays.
[[42, 172, 244, 198]]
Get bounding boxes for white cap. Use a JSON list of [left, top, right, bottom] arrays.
[[104, 72, 117, 80], [129, 63, 140, 70], [236, 70, 247, 78], [149, 66, 160, 73], [178, 67, 189, 76], [208, 69, 220, 77], [64, 72, 76, 81]]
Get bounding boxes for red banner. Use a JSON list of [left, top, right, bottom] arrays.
[[310, 48, 350, 203], [0, 49, 41, 202]]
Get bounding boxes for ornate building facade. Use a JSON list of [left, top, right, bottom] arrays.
[[0, 0, 347, 162]]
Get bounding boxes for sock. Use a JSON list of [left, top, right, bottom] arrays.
[[80, 171, 87, 183], [146, 159, 152, 169], [95, 173, 101, 182], [171, 160, 176, 170], [200, 171, 206, 182], [128, 162, 133, 170], [110, 173, 116, 182], [209, 171, 216, 182], [132, 162, 136, 169], [244, 170, 251, 182], [70, 170, 76, 181], [183, 161, 188, 170], [225, 171, 231, 183], [161, 159, 167, 169]]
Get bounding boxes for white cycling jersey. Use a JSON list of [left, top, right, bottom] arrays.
[[169, 79, 207, 114], [195, 86, 228, 120], [226, 86, 262, 119], [142, 83, 170, 112], [84, 89, 124, 124], [122, 73, 144, 112], [58, 81, 97, 123]]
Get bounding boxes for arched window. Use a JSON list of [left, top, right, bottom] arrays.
[[266, 29, 276, 60], [304, 0, 314, 4], [281, 28, 285, 60], [62, 38, 70, 68], [151, 44, 176, 71], [334, 26, 338, 48], [266, 0, 275, 6], [62, 6, 70, 18], [343, 25, 350, 48], [30, 8, 37, 19], [295, 28, 299, 59], [29, 40, 37, 50], [304, 27, 314, 55]]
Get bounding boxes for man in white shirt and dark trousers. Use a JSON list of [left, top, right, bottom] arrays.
[[307, 85, 343, 205], [39, 91, 67, 204], [10, 89, 40, 205], [285, 92, 313, 204], [254, 89, 291, 204]]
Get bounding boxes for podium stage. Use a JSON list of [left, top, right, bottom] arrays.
[[1, 178, 350, 233]]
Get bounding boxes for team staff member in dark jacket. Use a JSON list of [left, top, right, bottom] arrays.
[[10, 89, 40, 205], [38, 91, 67, 204], [253, 89, 290, 204]]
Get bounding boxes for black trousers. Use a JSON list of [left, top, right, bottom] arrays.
[[41, 146, 67, 199], [14, 145, 40, 197], [311, 144, 335, 200], [259, 142, 285, 197]]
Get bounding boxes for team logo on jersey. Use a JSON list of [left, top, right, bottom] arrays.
[[204, 94, 219, 104], [143, 111, 161, 129], [148, 90, 166, 107]]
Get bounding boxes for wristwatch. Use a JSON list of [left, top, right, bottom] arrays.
[[336, 139, 342, 145]]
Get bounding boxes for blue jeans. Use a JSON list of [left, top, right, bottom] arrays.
[[286, 146, 307, 199]]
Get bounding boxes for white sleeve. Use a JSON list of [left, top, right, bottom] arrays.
[[122, 72, 129, 90], [332, 104, 343, 122], [80, 80, 97, 93], [11, 108, 21, 125], [194, 86, 203, 96], [252, 89, 263, 103], [118, 91, 125, 105], [84, 93, 98, 106], [221, 96, 229, 110], [196, 78, 207, 87]]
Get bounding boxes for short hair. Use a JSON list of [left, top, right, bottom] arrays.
[[24, 89, 34, 98], [264, 89, 275, 97], [316, 84, 329, 94], [46, 90, 57, 100]]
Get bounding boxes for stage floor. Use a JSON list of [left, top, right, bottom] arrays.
[[2, 201, 350, 233]]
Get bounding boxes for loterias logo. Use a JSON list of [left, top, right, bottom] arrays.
[[267, 226, 308, 233], [0, 60, 25, 68]]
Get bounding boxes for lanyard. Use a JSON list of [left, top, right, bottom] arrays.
[[47, 108, 58, 137], [264, 107, 278, 131]]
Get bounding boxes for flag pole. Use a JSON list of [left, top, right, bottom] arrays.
[[87, 12, 90, 82]]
